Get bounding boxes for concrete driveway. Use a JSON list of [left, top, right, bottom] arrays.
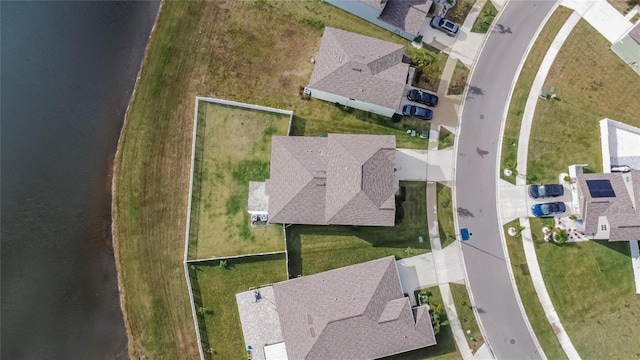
[[395, 149, 428, 182]]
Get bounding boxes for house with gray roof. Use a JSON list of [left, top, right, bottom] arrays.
[[325, 0, 433, 41], [264, 134, 397, 226], [307, 27, 410, 118], [236, 256, 437, 360], [575, 167, 640, 241], [611, 21, 640, 76]]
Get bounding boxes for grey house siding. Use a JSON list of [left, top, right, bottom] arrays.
[[308, 87, 397, 117], [325, 0, 416, 40], [611, 34, 640, 76]]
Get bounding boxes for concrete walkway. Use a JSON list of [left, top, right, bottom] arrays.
[[560, 0, 634, 43], [631, 240, 640, 294]]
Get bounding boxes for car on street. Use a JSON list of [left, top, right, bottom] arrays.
[[402, 104, 433, 120], [531, 202, 566, 217], [430, 16, 460, 37], [407, 89, 438, 106], [528, 184, 564, 199]]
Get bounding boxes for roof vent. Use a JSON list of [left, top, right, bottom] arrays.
[[352, 67, 362, 72]]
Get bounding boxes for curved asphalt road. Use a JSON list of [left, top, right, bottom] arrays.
[[455, 1, 558, 359]]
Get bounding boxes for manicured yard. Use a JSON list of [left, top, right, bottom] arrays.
[[471, 0, 498, 33], [286, 181, 429, 277], [190, 101, 288, 258], [447, 60, 469, 96], [437, 184, 456, 249], [193, 256, 287, 360], [408, 45, 449, 93], [438, 127, 455, 149], [527, 19, 640, 183], [529, 218, 640, 359], [449, 283, 484, 353], [383, 286, 461, 360], [500, 6, 573, 184], [112, 0, 440, 357], [444, 0, 476, 25], [502, 220, 568, 360]]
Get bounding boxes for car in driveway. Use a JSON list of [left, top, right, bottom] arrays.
[[528, 184, 564, 199], [430, 16, 460, 37], [407, 89, 438, 107], [531, 202, 566, 217], [402, 104, 433, 120]]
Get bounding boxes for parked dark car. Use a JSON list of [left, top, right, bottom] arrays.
[[407, 89, 438, 107], [528, 184, 564, 199], [531, 202, 566, 217], [402, 104, 433, 120], [430, 16, 460, 37]]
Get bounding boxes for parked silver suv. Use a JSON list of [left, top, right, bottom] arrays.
[[430, 16, 460, 37]]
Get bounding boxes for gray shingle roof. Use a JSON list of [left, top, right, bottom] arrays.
[[266, 134, 396, 226], [577, 170, 640, 241], [379, 0, 432, 36], [628, 22, 640, 44], [308, 27, 409, 111], [273, 256, 436, 360], [359, 0, 386, 11]]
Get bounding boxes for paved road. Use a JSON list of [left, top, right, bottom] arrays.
[[455, 1, 558, 359]]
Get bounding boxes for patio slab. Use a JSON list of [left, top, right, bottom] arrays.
[[236, 286, 284, 360]]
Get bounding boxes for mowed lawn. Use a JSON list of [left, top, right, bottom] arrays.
[[527, 19, 640, 183], [503, 220, 567, 360], [194, 257, 287, 360], [437, 183, 456, 249], [449, 283, 484, 353], [112, 1, 441, 357], [529, 219, 640, 358], [286, 181, 430, 276], [500, 6, 573, 183], [191, 101, 288, 258]]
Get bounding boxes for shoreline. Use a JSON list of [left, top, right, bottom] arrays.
[[110, 1, 164, 357]]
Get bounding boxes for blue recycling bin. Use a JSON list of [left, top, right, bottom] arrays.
[[461, 228, 470, 241]]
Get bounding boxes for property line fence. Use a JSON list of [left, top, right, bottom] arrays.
[[184, 97, 295, 360]]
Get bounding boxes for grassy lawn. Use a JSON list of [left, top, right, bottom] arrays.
[[632, 13, 640, 23], [408, 45, 449, 93], [190, 101, 288, 258], [529, 218, 640, 358], [437, 184, 456, 249], [447, 60, 470, 95], [438, 127, 455, 149], [286, 181, 429, 276], [193, 256, 287, 360], [606, 0, 633, 14], [112, 0, 440, 357], [444, 0, 476, 25], [471, 0, 498, 33], [449, 283, 484, 353], [526, 20, 640, 183], [503, 220, 568, 360], [383, 286, 462, 360], [500, 6, 573, 184]]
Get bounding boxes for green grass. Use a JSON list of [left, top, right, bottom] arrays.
[[383, 286, 462, 360], [438, 127, 455, 149], [449, 283, 484, 353], [632, 13, 640, 23], [112, 0, 440, 357], [471, 0, 498, 33], [529, 218, 640, 358], [503, 220, 568, 360], [437, 184, 456, 249], [444, 0, 476, 25], [526, 19, 640, 183], [193, 256, 287, 360], [286, 181, 429, 276], [408, 45, 450, 93], [190, 101, 288, 258], [500, 6, 573, 184], [447, 60, 469, 96]]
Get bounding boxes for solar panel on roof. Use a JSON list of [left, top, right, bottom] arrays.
[[586, 179, 616, 198]]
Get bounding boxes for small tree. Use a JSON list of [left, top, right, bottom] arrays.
[[218, 260, 228, 269], [553, 228, 568, 244]]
